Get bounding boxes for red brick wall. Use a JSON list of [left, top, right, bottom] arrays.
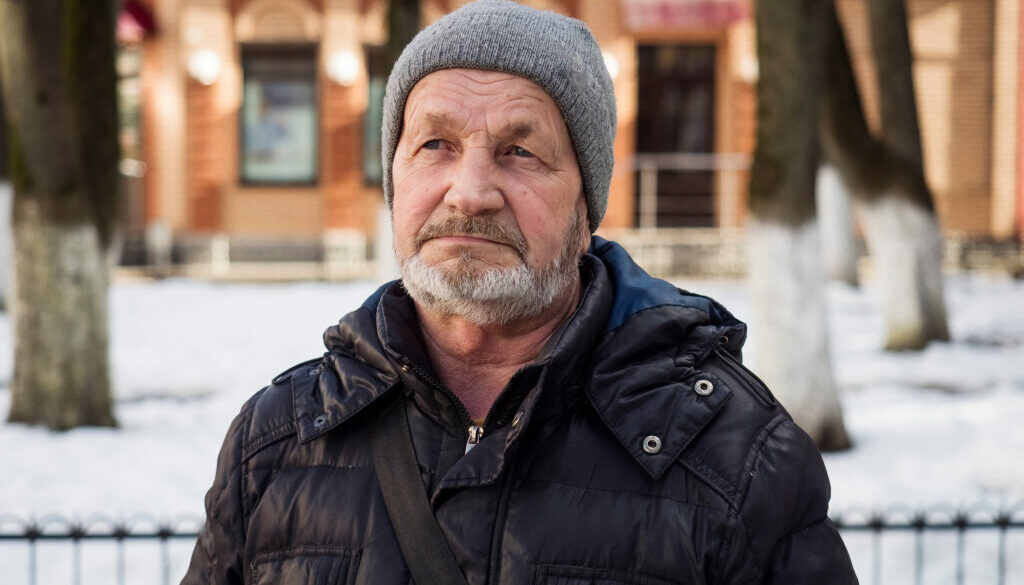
[[185, 80, 227, 231], [322, 81, 381, 233]]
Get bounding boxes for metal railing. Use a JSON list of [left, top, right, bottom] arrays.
[[0, 514, 203, 585], [832, 504, 1024, 585], [620, 152, 750, 229], [2, 504, 1023, 585]]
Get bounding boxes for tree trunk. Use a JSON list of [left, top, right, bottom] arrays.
[[9, 197, 114, 428], [867, 0, 924, 169], [0, 182, 10, 311], [0, 70, 8, 179], [816, 164, 859, 286], [749, 0, 850, 451], [859, 195, 947, 349], [387, 0, 420, 72], [819, 0, 949, 350], [0, 72, 9, 311], [0, 0, 119, 428]]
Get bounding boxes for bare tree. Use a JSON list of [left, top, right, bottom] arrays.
[[0, 0, 119, 429], [820, 0, 949, 350], [748, 0, 850, 450]]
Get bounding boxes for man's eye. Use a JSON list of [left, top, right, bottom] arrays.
[[509, 145, 533, 158], [423, 139, 443, 150]]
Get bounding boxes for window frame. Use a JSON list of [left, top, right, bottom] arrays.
[[238, 42, 321, 187]]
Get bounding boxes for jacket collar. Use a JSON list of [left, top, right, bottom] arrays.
[[296, 292, 401, 444], [562, 238, 747, 480], [303, 238, 748, 481]]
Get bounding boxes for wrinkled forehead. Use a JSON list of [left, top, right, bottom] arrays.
[[401, 68, 572, 140], [406, 68, 553, 101]]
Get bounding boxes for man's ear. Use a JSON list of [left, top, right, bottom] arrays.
[[575, 197, 591, 256]]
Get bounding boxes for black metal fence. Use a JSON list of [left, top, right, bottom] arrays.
[[833, 504, 1024, 585], [2, 505, 1024, 585], [0, 514, 203, 585]]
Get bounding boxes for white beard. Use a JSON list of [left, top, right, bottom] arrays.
[[397, 213, 585, 326]]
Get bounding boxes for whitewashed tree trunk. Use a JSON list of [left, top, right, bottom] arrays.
[[749, 0, 850, 450], [819, 0, 950, 351], [748, 218, 849, 447], [816, 165, 859, 285], [0, 0, 119, 427], [9, 197, 114, 428], [859, 196, 949, 350]]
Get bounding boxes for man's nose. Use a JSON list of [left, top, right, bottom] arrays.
[[443, 148, 504, 216]]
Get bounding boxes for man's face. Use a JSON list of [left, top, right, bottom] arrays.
[[391, 69, 589, 325]]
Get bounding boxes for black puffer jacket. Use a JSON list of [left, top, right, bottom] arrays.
[[182, 237, 857, 585]]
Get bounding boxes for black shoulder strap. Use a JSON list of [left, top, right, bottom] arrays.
[[371, 398, 470, 585]]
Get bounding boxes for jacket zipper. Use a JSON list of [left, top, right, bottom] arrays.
[[465, 424, 484, 453], [469, 369, 528, 452], [465, 374, 518, 453], [403, 361, 474, 432], [403, 361, 514, 453], [713, 336, 777, 407], [402, 362, 525, 583]]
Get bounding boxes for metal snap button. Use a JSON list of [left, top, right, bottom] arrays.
[[694, 379, 714, 396], [642, 435, 662, 454], [313, 414, 326, 428]]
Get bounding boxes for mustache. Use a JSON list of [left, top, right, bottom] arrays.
[[416, 215, 528, 257]]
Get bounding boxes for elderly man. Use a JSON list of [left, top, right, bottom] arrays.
[[183, 2, 857, 584]]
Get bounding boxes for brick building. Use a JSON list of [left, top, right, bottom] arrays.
[[118, 0, 1023, 267]]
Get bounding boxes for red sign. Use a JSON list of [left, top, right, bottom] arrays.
[[622, 0, 749, 31]]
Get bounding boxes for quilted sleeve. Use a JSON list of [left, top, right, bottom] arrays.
[[179, 396, 259, 585], [720, 417, 859, 584]]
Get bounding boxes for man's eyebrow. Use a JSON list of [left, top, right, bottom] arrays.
[[419, 112, 452, 130], [507, 122, 535, 140], [412, 113, 536, 140]]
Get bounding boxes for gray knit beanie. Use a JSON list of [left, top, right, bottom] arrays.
[[382, 0, 617, 232]]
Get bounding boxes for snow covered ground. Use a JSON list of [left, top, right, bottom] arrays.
[[1, 272, 1023, 583]]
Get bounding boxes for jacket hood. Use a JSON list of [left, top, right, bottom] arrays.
[[590, 236, 746, 355], [583, 237, 747, 479]]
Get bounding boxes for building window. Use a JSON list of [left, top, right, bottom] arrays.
[[240, 44, 318, 185]]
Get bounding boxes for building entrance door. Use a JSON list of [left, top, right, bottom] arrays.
[[635, 44, 716, 227]]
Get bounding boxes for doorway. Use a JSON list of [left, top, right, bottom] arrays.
[[635, 44, 717, 227]]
